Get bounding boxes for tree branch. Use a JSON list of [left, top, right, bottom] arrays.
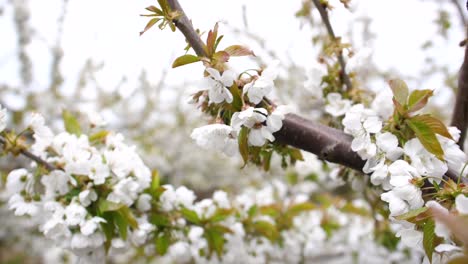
[[451, 26, 468, 150], [165, 0, 463, 183], [450, 0, 467, 28], [311, 0, 353, 92], [0, 137, 57, 171]]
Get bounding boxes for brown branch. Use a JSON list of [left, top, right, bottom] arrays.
[[165, 0, 464, 183], [0, 137, 57, 171], [311, 0, 353, 92], [451, 27, 468, 150]]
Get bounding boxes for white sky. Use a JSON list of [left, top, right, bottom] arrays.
[[0, 0, 465, 98]]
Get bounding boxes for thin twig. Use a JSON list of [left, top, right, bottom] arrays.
[[449, 0, 467, 28], [311, 0, 353, 91], [0, 137, 57, 171]]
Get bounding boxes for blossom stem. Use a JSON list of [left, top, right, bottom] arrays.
[[0, 136, 57, 171]]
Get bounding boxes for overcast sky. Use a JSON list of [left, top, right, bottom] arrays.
[[0, 0, 465, 99]]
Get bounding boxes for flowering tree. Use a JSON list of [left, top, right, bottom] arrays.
[[1, 0, 468, 263]]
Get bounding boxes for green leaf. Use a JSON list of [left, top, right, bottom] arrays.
[[287, 202, 316, 217], [62, 110, 82, 136], [238, 127, 249, 165], [253, 221, 279, 242], [172, 54, 200, 68], [151, 170, 160, 192], [114, 211, 128, 240], [228, 82, 243, 111], [89, 130, 109, 143], [156, 231, 171, 255], [394, 207, 429, 222], [289, 148, 304, 162], [388, 79, 409, 106], [423, 219, 436, 263], [210, 208, 234, 222], [411, 115, 453, 140], [205, 225, 231, 257], [157, 0, 170, 14], [224, 45, 254, 57], [150, 213, 171, 227], [408, 89, 433, 113], [262, 150, 273, 171], [247, 205, 257, 218], [406, 118, 444, 159], [119, 206, 138, 229], [140, 18, 160, 36], [98, 199, 124, 213], [180, 207, 201, 224]]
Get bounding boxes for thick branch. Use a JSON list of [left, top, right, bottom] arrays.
[[166, 0, 463, 183], [0, 137, 57, 171], [311, 0, 353, 92], [451, 27, 468, 150]]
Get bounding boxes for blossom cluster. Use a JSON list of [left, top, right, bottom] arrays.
[[342, 83, 468, 261]]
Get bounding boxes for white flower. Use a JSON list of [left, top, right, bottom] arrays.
[[6, 168, 32, 195], [0, 105, 6, 133], [8, 194, 39, 216], [404, 138, 447, 181], [175, 186, 196, 209], [79, 189, 98, 207], [87, 153, 110, 185], [168, 241, 191, 263], [41, 170, 76, 199], [324, 93, 352, 117], [65, 202, 88, 226], [191, 124, 238, 156], [231, 107, 267, 130], [371, 89, 393, 119], [244, 62, 278, 104], [213, 190, 230, 209], [396, 228, 423, 250], [107, 178, 140, 206], [376, 132, 403, 161], [426, 201, 451, 240], [438, 134, 467, 177], [205, 68, 236, 104], [455, 194, 468, 214], [131, 218, 155, 246], [28, 112, 54, 155], [84, 109, 107, 127], [80, 217, 106, 236], [137, 193, 152, 212]]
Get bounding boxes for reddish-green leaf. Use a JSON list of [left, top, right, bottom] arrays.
[[213, 51, 230, 63], [238, 127, 249, 165], [145, 5, 163, 15], [423, 219, 436, 263], [411, 114, 453, 140], [406, 118, 444, 159], [172, 54, 200, 68], [388, 79, 409, 106], [408, 89, 433, 113], [224, 45, 255, 57], [206, 23, 219, 56], [140, 18, 160, 36]]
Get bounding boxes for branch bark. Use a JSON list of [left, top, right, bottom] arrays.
[[166, 0, 463, 183], [0, 137, 57, 171], [451, 27, 468, 150]]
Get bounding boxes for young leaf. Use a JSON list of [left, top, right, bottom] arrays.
[[119, 206, 138, 229], [151, 170, 160, 192], [206, 23, 219, 56], [406, 118, 444, 159], [407, 89, 433, 113], [140, 18, 160, 36], [238, 127, 249, 164], [410, 115, 453, 140], [89, 130, 109, 143], [253, 221, 280, 242], [388, 79, 409, 106], [172, 54, 200, 68], [180, 207, 201, 224], [224, 45, 255, 57], [422, 219, 436, 263], [205, 225, 228, 257], [156, 231, 171, 255], [212, 51, 230, 63], [98, 199, 124, 213], [62, 110, 82, 136], [394, 207, 429, 221], [113, 211, 129, 240], [150, 213, 171, 227], [145, 5, 163, 15]]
